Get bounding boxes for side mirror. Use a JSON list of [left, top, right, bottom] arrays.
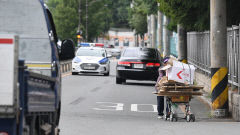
[[59, 39, 75, 61]]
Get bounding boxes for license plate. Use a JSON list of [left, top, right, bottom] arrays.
[[84, 66, 95, 70], [133, 64, 143, 69]]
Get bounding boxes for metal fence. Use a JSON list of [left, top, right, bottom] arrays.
[[187, 25, 240, 94], [60, 60, 72, 74]]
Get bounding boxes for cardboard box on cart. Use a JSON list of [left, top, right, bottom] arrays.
[[162, 60, 195, 85]]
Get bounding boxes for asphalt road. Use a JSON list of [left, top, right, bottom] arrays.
[[59, 60, 240, 135]]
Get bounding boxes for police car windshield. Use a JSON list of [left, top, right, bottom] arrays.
[[77, 49, 105, 57]]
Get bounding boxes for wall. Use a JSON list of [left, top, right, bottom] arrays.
[[108, 28, 135, 47]]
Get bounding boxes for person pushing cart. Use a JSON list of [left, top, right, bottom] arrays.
[[154, 57, 203, 122]]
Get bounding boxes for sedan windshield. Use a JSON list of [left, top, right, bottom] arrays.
[[122, 48, 139, 57], [139, 48, 157, 59], [122, 48, 157, 59], [77, 49, 105, 57]]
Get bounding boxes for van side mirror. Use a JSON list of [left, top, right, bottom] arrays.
[[59, 39, 75, 61]]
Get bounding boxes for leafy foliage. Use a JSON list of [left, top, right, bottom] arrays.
[[227, 0, 240, 26], [128, 0, 158, 38], [47, 0, 112, 42], [108, 0, 132, 28], [158, 0, 240, 31], [158, 0, 210, 31]]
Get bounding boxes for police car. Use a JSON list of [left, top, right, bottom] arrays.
[[72, 47, 111, 76]]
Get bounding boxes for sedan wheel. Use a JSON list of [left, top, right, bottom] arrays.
[[72, 72, 78, 75], [116, 77, 122, 84], [104, 72, 109, 76]]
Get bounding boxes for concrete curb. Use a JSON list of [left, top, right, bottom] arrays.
[[197, 95, 212, 110], [229, 90, 240, 121]]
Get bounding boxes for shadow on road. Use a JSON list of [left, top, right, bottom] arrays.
[[123, 82, 156, 87], [73, 73, 116, 78]]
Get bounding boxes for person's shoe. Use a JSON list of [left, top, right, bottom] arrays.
[[157, 115, 163, 119]]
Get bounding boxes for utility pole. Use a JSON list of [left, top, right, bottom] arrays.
[[147, 16, 151, 48], [210, 0, 228, 117], [77, 0, 82, 46], [158, 3, 163, 56], [85, 0, 88, 41], [177, 24, 187, 63], [163, 16, 170, 57], [151, 15, 156, 48]]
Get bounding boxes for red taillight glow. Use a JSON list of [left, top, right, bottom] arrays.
[[119, 61, 160, 67], [118, 61, 131, 66], [118, 61, 143, 66], [146, 63, 160, 67]]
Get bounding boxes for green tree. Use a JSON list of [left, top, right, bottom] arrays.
[[53, 2, 78, 40], [109, 0, 132, 28], [158, 0, 210, 31], [47, 0, 112, 42], [227, 0, 240, 26], [128, 0, 158, 38], [86, 0, 112, 41], [158, 0, 240, 31]]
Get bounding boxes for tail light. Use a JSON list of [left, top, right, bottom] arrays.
[[118, 61, 131, 66], [146, 63, 160, 67], [118, 61, 144, 66]]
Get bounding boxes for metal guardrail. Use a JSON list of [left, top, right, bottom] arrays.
[[187, 24, 240, 94], [60, 60, 72, 74]]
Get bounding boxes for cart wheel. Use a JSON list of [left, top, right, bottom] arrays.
[[170, 114, 173, 122], [164, 114, 168, 121], [186, 114, 195, 122], [173, 114, 178, 122], [186, 115, 191, 122], [190, 114, 195, 122], [170, 114, 178, 122]]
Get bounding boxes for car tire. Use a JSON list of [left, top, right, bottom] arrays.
[[121, 78, 126, 83], [116, 77, 122, 84], [104, 72, 110, 76], [72, 72, 78, 75]]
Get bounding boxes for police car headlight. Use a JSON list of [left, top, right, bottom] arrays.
[[99, 58, 108, 65], [72, 57, 81, 63]]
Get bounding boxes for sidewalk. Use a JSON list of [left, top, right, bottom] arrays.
[[193, 91, 234, 122]]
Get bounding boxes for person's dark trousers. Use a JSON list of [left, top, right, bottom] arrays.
[[157, 96, 164, 116]]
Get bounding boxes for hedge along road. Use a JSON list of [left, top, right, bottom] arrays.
[[59, 60, 239, 135]]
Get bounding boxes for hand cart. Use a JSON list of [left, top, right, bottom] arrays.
[[164, 95, 195, 122], [154, 79, 203, 122]]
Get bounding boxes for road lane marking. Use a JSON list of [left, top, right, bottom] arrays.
[[93, 102, 158, 113], [131, 104, 157, 112], [93, 102, 124, 111]]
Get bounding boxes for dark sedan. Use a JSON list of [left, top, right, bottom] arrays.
[[116, 47, 162, 84]]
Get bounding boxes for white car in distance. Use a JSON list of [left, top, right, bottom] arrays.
[[72, 47, 111, 76]]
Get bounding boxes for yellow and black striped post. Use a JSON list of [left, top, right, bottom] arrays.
[[181, 59, 187, 64], [211, 68, 228, 112], [210, 0, 228, 117]]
